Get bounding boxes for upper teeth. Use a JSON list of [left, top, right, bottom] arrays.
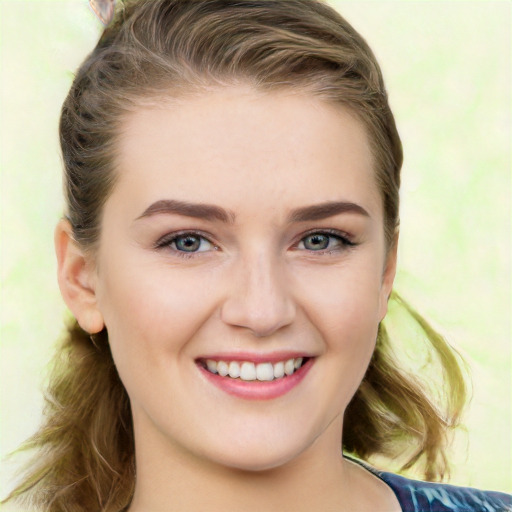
[[205, 357, 304, 381]]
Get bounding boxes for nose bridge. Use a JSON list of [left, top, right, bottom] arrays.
[[220, 245, 296, 337]]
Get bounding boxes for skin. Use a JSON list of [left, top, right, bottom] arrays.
[[56, 86, 400, 511]]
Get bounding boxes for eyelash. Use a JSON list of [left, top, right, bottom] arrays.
[[295, 229, 357, 253], [154, 229, 357, 259], [154, 230, 218, 259]]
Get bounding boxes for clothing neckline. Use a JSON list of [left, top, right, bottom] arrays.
[[343, 454, 405, 511]]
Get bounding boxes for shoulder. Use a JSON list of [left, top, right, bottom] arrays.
[[379, 471, 512, 512]]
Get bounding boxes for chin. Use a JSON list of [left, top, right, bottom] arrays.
[[197, 428, 319, 473], [209, 448, 301, 473]]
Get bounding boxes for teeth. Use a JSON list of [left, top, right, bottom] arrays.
[[240, 362, 256, 381], [203, 357, 306, 381], [206, 359, 218, 374], [256, 362, 274, 381], [228, 361, 240, 378], [284, 359, 295, 376], [273, 361, 285, 379], [217, 360, 229, 377]]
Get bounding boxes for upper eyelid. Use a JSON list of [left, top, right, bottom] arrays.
[[296, 228, 353, 240], [154, 230, 217, 248]]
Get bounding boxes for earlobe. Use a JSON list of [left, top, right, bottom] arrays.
[[55, 219, 105, 334]]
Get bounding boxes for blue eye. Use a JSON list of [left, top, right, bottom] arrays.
[[297, 231, 354, 252], [156, 232, 215, 254], [174, 234, 206, 252], [301, 233, 332, 250]]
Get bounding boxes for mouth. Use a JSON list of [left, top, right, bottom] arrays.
[[198, 357, 309, 382], [196, 355, 314, 400]]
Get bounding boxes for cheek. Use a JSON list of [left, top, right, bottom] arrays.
[[295, 258, 383, 341], [293, 257, 383, 391], [320, 286, 380, 380], [95, 253, 218, 375]]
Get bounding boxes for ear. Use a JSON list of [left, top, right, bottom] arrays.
[[378, 231, 399, 322], [55, 219, 104, 334]]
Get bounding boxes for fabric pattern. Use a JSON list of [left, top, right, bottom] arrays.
[[379, 470, 512, 512], [346, 455, 511, 511]]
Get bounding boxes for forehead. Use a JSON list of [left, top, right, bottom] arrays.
[[112, 86, 381, 222]]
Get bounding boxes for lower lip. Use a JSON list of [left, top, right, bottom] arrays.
[[197, 358, 314, 400]]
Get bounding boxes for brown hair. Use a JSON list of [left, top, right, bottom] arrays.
[[4, 1, 466, 510]]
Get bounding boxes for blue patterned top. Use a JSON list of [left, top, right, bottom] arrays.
[[349, 456, 511, 512], [379, 470, 511, 512]]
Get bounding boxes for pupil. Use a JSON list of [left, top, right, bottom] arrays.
[[305, 234, 329, 250], [177, 236, 200, 252]]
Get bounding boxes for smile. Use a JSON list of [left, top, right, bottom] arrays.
[[202, 357, 307, 381], [196, 356, 314, 400]]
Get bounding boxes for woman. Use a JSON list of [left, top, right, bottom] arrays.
[[2, 0, 510, 511]]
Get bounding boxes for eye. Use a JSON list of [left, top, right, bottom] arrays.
[[296, 231, 354, 252], [156, 232, 216, 254]]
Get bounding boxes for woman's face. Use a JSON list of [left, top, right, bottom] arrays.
[[92, 86, 396, 471]]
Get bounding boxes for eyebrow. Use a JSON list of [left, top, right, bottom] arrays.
[[136, 199, 369, 223], [136, 199, 236, 223], [288, 201, 370, 222]]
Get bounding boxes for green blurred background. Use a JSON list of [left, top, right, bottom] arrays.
[[0, 0, 510, 498]]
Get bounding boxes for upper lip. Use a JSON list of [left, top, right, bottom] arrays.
[[195, 351, 315, 364]]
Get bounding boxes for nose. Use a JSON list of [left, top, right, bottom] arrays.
[[220, 251, 296, 337]]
